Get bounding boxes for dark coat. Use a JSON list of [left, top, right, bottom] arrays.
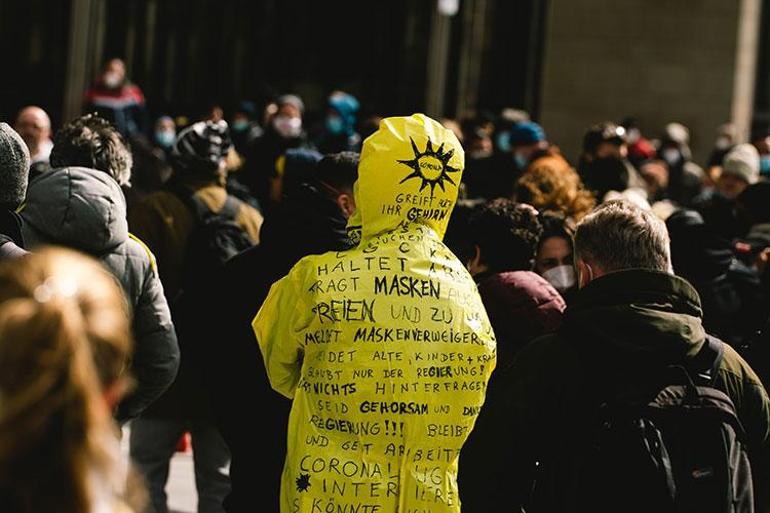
[[667, 209, 768, 349], [459, 270, 565, 512], [20, 166, 180, 422], [476, 270, 566, 372], [208, 181, 350, 513], [127, 179, 262, 420], [460, 270, 770, 512]]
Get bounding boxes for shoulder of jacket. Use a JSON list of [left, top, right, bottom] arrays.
[[717, 342, 766, 392], [127, 233, 157, 272]]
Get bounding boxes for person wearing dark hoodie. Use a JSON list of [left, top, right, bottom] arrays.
[[458, 198, 565, 513], [19, 114, 179, 422], [0, 123, 30, 258], [667, 209, 767, 351], [209, 151, 358, 513], [489, 200, 770, 512]]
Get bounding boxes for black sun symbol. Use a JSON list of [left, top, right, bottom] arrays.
[[296, 473, 311, 492], [397, 137, 460, 196]]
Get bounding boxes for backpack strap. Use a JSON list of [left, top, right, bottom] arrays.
[[219, 195, 243, 221], [686, 336, 724, 386]]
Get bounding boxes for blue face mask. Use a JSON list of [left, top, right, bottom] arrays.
[[496, 131, 511, 153], [514, 152, 529, 170], [232, 119, 250, 133], [761, 155, 770, 175], [155, 130, 175, 149], [326, 115, 345, 136]]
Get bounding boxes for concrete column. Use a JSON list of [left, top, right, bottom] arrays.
[[731, 0, 762, 142], [538, 0, 761, 164]]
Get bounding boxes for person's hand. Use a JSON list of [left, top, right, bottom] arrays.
[[755, 247, 770, 275]]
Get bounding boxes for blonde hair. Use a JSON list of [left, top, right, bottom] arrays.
[[0, 248, 133, 513], [516, 155, 596, 222]]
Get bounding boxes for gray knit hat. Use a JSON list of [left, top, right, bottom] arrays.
[[723, 143, 760, 184], [0, 122, 30, 209]]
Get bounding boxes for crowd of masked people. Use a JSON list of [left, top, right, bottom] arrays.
[[0, 56, 767, 513]]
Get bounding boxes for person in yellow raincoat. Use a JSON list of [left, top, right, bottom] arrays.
[[253, 113, 496, 513]]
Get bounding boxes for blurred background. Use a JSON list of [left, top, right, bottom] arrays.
[[1, 0, 769, 164]]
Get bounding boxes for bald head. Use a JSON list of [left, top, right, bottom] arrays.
[[14, 106, 51, 157]]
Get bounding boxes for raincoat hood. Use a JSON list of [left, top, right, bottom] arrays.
[[22, 166, 129, 253], [348, 114, 464, 243]]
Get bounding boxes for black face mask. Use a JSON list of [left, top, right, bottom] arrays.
[[584, 156, 630, 197]]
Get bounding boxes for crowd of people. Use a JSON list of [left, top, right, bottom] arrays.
[[0, 57, 768, 513]]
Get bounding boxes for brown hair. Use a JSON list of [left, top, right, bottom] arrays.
[[516, 155, 596, 222], [0, 248, 133, 513]]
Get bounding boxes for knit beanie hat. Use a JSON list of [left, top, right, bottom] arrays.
[[0, 123, 30, 209], [723, 143, 760, 184], [172, 120, 232, 178]]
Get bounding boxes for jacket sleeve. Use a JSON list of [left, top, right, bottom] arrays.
[[717, 344, 770, 512], [116, 253, 180, 422], [252, 270, 310, 399]]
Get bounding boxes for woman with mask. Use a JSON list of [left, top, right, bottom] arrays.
[[535, 210, 578, 302]]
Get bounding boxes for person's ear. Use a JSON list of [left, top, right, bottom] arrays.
[[466, 245, 482, 274], [336, 193, 356, 218], [103, 379, 128, 412], [576, 259, 593, 288]]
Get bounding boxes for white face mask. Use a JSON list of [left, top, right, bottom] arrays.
[[662, 148, 681, 166], [272, 115, 302, 139], [103, 72, 122, 89], [542, 265, 576, 292], [715, 136, 731, 150]]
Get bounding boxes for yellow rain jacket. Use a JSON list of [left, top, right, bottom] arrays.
[[254, 114, 496, 513]]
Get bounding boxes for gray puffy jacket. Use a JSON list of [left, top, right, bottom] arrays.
[[21, 166, 180, 422]]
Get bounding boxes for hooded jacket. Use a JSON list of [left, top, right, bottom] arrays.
[[482, 270, 770, 512], [21, 166, 179, 422], [253, 114, 497, 513]]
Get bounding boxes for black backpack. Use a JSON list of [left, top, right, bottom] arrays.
[[563, 337, 754, 513], [173, 192, 254, 338]]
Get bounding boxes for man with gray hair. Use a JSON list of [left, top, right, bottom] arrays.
[[0, 123, 30, 258], [474, 200, 770, 512], [573, 199, 673, 283]]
